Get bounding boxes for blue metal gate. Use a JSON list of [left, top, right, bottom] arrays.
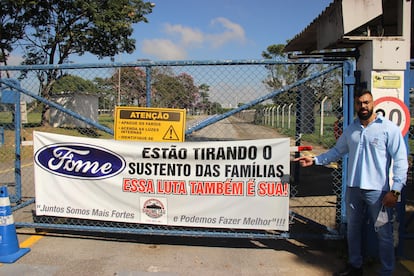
[[0, 59, 354, 240]]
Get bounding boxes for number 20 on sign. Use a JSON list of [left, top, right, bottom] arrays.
[[374, 96, 410, 136]]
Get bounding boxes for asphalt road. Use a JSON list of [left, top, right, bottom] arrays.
[[5, 230, 348, 275]]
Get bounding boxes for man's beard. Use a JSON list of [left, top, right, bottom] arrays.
[[358, 108, 373, 120]]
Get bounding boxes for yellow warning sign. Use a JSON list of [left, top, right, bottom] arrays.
[[114, 107, 186, 142], [372, 72, 402, 89]]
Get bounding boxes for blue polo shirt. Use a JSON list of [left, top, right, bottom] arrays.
[[314, 115, 408, 192]]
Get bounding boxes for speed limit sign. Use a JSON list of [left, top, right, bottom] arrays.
[[374, 96, 410, 136]]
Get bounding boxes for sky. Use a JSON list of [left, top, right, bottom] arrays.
[[5, 0, 334, 105], [70, 0, 333, 63]]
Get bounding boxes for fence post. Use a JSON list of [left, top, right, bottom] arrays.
[[277, 105, 281, 127], [288, 103, 293, 129], [320, 96, 328, 136]]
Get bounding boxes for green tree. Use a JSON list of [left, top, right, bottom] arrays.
[[262, 44, 301, 106], [151, 68, 198, 109], [93, 77, 116, 111], [111, 67, 147, 106], [209, 102, 223, 115], [197, 83, 211, 114], [176, 73, 199, 109], [22, 0, 154, 65], [51, 75, 99, 94], [0, 0, 31, 72], [152, 74, 183, 108], [262, 44, 342, 109], [12, 0, 154, 125]]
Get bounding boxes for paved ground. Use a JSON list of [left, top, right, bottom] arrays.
[[4, 230, 345, 275], [0, 225, 409, 275]]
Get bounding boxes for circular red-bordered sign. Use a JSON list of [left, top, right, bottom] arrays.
[[374, 96, 410, 136]]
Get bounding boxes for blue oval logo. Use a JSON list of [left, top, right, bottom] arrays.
[[35, 143, 126, 180]]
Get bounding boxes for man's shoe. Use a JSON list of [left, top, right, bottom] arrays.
[[333, 264, 363, 276]]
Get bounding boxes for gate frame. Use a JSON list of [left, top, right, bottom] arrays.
[[0, 59, 354, 240]]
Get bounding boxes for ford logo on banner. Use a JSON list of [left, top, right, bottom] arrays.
[[35, 143, 126, 180]]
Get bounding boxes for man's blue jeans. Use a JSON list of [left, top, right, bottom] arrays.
[[346, 187, 394, 275]]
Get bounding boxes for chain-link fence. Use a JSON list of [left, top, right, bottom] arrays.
[[0, 59, 359, 239]]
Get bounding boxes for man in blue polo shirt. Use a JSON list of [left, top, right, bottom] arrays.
[[295, 90, 408, 276]]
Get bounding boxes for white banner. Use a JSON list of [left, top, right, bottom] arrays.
[[34, 131, 290, 230]]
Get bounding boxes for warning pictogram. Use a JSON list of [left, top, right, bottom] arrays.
[[163, 125, 179, 141]]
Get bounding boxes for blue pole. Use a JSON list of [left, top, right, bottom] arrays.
[[340, 60, 355, 231], [13, 80, 22, 203]]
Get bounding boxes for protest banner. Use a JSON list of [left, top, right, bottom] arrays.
[[34, 131, 290, 230]]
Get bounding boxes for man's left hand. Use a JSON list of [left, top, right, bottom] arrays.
[[382, 191, 398, 207]]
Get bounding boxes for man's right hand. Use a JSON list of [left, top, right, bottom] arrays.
[[293, 156, 314, 167]]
